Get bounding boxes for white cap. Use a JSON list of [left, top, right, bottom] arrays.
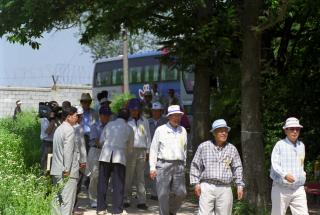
[[283, 117, 303, 129], [210, 119, 231, 132], [16, 100, 22, 105], [166, 105, 184, 117], [75, 105, 84, 115], [152, 102, 163, 110]]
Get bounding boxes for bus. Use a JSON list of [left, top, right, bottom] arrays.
[[92, 50, 194, 114]]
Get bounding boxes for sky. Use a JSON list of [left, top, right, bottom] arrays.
[[0, 28, 94, 87]]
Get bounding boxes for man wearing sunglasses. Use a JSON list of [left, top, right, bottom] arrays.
[[270, 117, 309, 215]]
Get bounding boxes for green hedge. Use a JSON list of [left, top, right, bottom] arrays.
[[0, 112, 52, 215]]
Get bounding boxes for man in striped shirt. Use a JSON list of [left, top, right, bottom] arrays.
[[270, 117, 308, 215], [190, 119, 244, 215]]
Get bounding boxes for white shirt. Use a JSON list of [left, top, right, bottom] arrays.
[[149, 123, 187, 171], [99, 118, 134, 166], [127, 116, 151, 151]]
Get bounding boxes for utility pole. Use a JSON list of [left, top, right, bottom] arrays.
[[122, 24, 129, 93]]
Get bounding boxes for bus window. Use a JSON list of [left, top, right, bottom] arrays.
[[144, 64, 160, 82], [161, 65, 179, 81], [112, 68, 123, 85], [129, 66, 143, 83], [96, 71, 112, 87]]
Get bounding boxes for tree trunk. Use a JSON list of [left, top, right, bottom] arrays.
[[191, 64, 211, 152], [241, 0, 268, 210]]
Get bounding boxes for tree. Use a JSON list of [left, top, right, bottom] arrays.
[[83, 30, 160, 61]]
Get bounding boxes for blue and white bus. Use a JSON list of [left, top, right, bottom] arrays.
[[92, 50, 194, 114]]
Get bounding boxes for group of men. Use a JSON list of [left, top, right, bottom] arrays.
[[41, 89, 310, 215]]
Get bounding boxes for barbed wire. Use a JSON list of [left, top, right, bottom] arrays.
[[0, 63, 93, 86]]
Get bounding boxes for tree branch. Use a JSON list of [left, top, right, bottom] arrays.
[[253, 0, 290, 33]]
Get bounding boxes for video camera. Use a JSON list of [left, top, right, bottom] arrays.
[[38, 101, 62, 120]]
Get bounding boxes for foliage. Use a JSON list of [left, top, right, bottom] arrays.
[[83, 30, 161, 61], [109, 93, 135, 114], [0, 112, 52, 214]]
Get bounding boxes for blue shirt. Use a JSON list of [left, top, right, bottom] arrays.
[[270, 138, 306, 189], [89, 121, 106, 147], [81, 109, 96, 134]]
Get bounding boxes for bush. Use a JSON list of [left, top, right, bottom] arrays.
[[0, 112, 52, 214]]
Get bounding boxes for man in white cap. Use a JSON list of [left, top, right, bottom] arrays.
[[270, 117, 308, 215], [149, 105, 187, 215], [13, 100, 22, 119], [147, 102, 167, 200], [190, 119, 244, 215]]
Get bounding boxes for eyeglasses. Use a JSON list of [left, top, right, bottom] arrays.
[[287, 127, 301, 132]]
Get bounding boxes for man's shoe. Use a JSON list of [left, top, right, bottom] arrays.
[[96, 211, 106, 215], [91, 202, 97, 208], [150, 195, 158, 201], [137, 204, 148, 210], [123, 202, 130, 208]]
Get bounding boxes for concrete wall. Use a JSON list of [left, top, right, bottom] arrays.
[[0, 85, 92, 118]]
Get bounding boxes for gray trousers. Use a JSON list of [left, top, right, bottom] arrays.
[[124, 148, 147, 204], [198, 182, 233, 215], [52, 175, 78, 215], [156, 160, 186, 215]]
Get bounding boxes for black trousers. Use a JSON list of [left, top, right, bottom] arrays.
[[97, 161, 126, 213]]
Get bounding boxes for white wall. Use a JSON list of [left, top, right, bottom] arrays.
[[0, 85, 92, 118]]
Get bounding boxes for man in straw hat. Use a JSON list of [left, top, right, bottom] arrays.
[[270, 117, 308, 215], [190, 119, 244, 215], [149, 105, 187, 215]]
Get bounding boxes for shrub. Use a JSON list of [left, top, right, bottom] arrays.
[[0, 112, 52, 214]]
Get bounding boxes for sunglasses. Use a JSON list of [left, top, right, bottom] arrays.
[[287, 127, 301, 131]]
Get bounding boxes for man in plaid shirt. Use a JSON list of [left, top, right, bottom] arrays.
[[190, 119, 244, 215]]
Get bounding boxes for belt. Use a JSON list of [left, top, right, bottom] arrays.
[[201, 179, 230, 186], [91, 145, 101, 149], [158, 159, 184, 163]]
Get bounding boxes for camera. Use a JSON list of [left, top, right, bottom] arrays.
[[38, 101, 62, 120]]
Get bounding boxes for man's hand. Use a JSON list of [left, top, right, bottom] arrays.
[[63, 171, 70, 177], [237, 187, 244, 200], [285, 174, 295, 183], [80, 163, 86, 169], [150, 170, 157, 180], [194, 184, 201, 198]]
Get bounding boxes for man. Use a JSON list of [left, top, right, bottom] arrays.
[[141, 90, 153, 119], [124, 98, 151, 210], [73, 106, 87, 213], [190, 119, 244, 215], [97, 108, 134, 215], [87, 106, 112, 208], [39, 109, 58, 174], [165, 89, 179, 112], [270, 117, 308, 215], [80, 93, 98, 153], [149, 105, 187, 215], [50, 106, 79, 215], [147, 102, 167, 200], [13, 100, 22, 119]]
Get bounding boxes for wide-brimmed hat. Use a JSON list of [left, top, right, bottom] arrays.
[[283, 117, 303, 129], [152, 102, 163, 110], [166, 105, 184, 117], [210, 119, 231, 132], [80, 93, 92, 101]]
